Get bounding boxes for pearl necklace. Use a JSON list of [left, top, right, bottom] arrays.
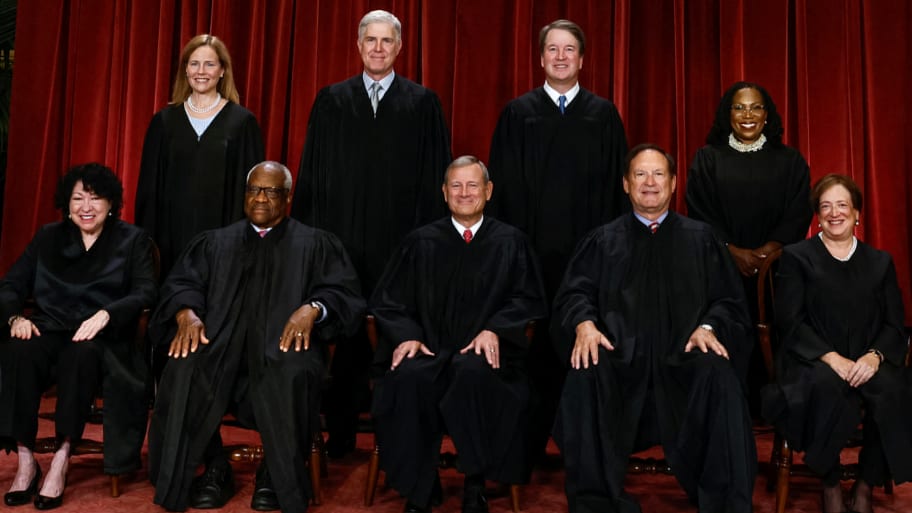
[[186, 93, 222, 114], [728, 132, 766, 153]]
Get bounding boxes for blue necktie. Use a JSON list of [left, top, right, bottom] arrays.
[[558, 95, 567, 114]]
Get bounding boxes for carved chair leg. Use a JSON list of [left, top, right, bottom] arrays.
[[364, 442, 381, 506], [775, 438, 792, 513], [110, 474, 120, 498], [510, 484, 520, 512]]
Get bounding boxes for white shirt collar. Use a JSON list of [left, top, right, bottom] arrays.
[[633, 211, 669, 228], [452, 216, 484, 238], [362, 70, 396, 101], [543, 81, 580, 107]]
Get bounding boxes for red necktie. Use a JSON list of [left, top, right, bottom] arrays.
[[649, 222, 659, 234], [258, 229, 268, 238], [463, 229, 473, 243]]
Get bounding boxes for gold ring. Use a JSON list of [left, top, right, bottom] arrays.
[[296, 332, 303, 336]]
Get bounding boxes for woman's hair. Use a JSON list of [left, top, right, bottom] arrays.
[[54, 162, 124, 219], [705, 81, 784, 146], [170, 34, 240, 104], [811, 173, 863, 213]]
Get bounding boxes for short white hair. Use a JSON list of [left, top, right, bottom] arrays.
[[444, 155, 490, 184], [358, 10, 402, 42], [246, 161, 293, 189]]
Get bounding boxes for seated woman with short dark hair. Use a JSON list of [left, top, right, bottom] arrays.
[[763, 174, 912, 513], [0, 163, 156, 510]]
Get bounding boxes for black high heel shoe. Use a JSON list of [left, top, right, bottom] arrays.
[[33, 476, 66, 511], [3, 462, 41, 507]]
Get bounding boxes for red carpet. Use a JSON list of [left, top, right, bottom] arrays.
[[1, 400, 910, 512]]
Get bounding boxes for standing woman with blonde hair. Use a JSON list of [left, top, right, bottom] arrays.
[[136, 34, 264, 277]]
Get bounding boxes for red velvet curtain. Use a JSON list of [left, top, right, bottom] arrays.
[[5, 0, 912, 318]]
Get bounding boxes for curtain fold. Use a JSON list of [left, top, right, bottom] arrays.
[[5, 0, 912, 319]]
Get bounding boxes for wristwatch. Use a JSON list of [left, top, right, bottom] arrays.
[[699, 323, 714, 333], [309, 301, 323, 317], [867, 348, 884, 363]]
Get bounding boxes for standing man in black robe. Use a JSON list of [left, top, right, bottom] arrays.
[[148, 161, 364, 513], [292, 9, 452, 456], [487, 19, 629, 460], [371, 156, 547, 513], [553, 144, 756, 513]]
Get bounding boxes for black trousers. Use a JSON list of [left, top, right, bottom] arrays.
[[372, 350, 530, 506], [0, 332, 102, 449]]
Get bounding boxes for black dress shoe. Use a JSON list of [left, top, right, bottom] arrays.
[[403, 500, 431, 513], [250, 462, 280, 511], [34, 475, 66, 511], [189, 464, 235, 509], [33, 492, 64, 511], [462, 481, 488, 513], [4, 463, 41, 507]]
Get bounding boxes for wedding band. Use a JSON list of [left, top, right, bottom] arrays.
[[753, 268, 759, 274], [489, 349, 496, 353], [296, 332, 303, 336]]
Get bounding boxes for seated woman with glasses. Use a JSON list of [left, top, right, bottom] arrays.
[[763, 174, 912, 513], [0, 163, 156, 510]]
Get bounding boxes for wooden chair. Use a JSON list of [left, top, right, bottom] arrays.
[[758, 248, 900, 513], [363, 315, 524, 512], [223, 430, 328, 505], [34, 241, 160, 497]]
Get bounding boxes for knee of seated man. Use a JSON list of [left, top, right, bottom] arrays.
[[59, 339, 103, 362], [388, 355, 438, 385]]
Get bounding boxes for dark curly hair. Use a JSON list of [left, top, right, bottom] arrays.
[[705, 81, 784, 146], [54, 162, 124, 220]]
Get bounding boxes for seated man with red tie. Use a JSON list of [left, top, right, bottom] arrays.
[[553, 144, 756, 513], [370, 156, 548, 513]]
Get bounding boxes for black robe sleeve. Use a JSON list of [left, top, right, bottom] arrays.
[[686, 144, 811, 248]]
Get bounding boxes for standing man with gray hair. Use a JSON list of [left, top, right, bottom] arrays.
[[292, 10, 452, 457]]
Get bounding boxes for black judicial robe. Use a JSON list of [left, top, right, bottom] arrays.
[[552, 213, 755, 513], [147, 218, 364, 513], [686, 143, 811, 249], [370, 217, 547, 501], [488, 87, 628, 296], [136, 102, 264, 275], [292, 74, 451, 294], [0, 220, 156, 473], [762, 237, 912, 482]]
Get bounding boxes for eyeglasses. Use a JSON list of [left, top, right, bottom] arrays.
[[245, 186, 287, 199], [731, 104, 766, 114]]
